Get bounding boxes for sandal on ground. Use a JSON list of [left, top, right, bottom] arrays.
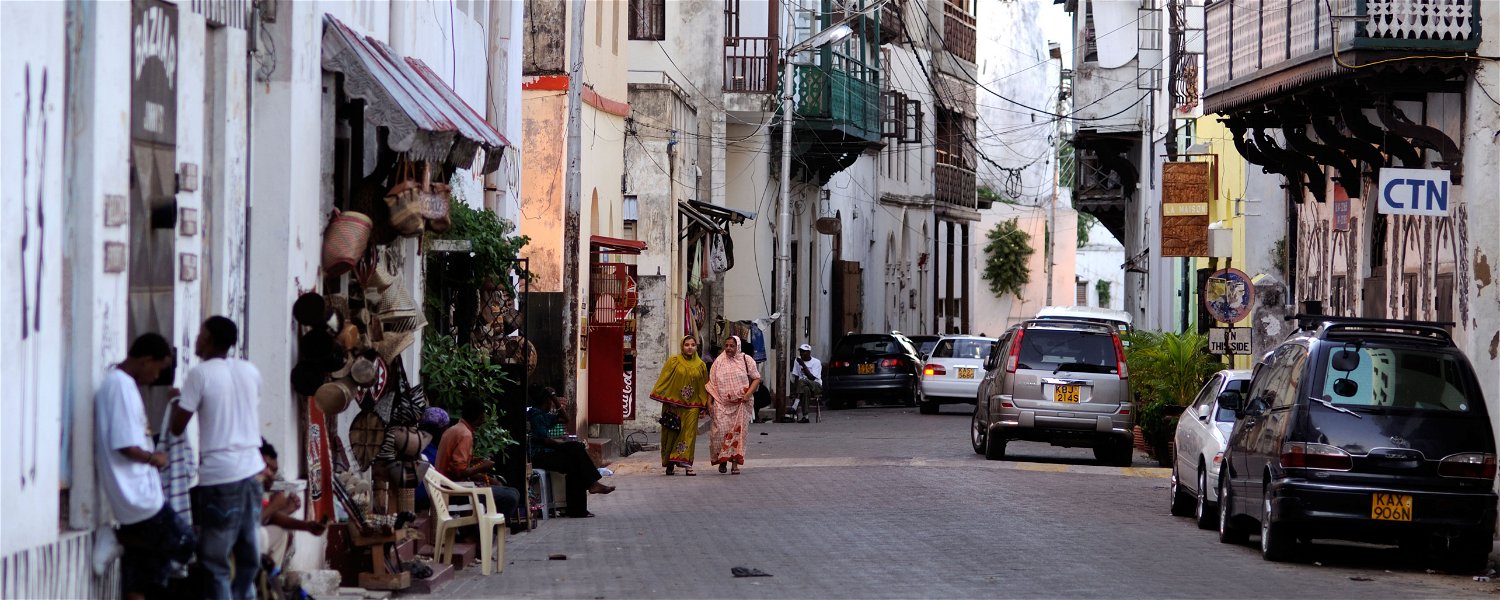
[[665, 464, 675, 476], [730, 465, 741, 475], [718, 463, 728, 474], [683, 467, 696, 476]]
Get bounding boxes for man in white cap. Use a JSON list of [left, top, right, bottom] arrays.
[[788, 343, 823, 423]]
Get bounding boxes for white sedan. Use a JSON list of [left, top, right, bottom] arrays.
[[918, 335, 996, 415], [1169, 369, 1251, 529]]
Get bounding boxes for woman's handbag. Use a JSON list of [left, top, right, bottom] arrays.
[[656, 411, 682, 431]]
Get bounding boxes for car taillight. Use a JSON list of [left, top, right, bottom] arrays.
[[1112, 333, 1129, 379], [1213, 452, 1223, 465], [1280, 442, 1353, 471], [924, 363, 946, 376], [832, 360, 849, 368], [1439, 453, 1497, 479], [1005, 329, 1026, 373], [880, 358, 902, 368]]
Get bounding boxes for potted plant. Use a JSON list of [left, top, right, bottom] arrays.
[[1123, 330, 1220, 465]]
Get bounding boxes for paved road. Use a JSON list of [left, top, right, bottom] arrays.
[[445, 405, 1494, 598]]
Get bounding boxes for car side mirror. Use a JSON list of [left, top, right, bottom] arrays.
[[1332, 378, 1358, 397], [1216, 390, 1243, 413], [1331, 349, 1361, 372]]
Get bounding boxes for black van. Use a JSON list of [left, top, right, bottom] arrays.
[[1217, 316, 1497, 569]]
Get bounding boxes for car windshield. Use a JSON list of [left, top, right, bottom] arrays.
[[931, 339, 993, 360], [1215, 379, 1249, 422], [835, 336, 899, 357], [1016, 329, 1118, 374], [915, 339, 940, 356], [1320, 346, 1479, 413]]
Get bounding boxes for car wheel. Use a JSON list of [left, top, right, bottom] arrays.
[[1260, 492, 1296, 562], [827, 394, 848, 410], [904, 382, 919, 407], [984, 433, 1007, 461], [1194, 467, 1216, 530], [1169, 467, 1194, 517], [1218, 473, 1249, 545], [970, 410, 987, 455], [1437, 533, 1494, 573], [1094, 440, 1132, 467]]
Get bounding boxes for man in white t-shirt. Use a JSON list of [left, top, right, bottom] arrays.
[[96, 333, 195, 599], [171, 316, 265, 600], [788, 343, 823, 423]]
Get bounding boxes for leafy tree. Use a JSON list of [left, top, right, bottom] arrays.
[[982, 219, 1034, 299]]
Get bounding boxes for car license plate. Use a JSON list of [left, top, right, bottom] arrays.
[[1054, 385, 1080, 403], [958, 367, 975, 379], [1371, 493, 1413, 521], [858, 363, 875, 375]]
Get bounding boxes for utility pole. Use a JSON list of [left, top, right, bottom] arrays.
[[1046, 45, 1064, 307], [562, 0, 585, 409]]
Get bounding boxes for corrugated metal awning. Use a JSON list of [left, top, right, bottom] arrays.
[[589, 235, 648, 255], [321, 14, 508, 174]]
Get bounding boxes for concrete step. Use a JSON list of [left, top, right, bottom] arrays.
[[586, 438, 612, 466], [403, 561, 454, 594], [418, 541, 477, 569]]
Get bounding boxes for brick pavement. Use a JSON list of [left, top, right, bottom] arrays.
[[439, 407, 1495, 599]]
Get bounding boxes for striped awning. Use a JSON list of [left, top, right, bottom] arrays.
[[321, 14, 508, 173]]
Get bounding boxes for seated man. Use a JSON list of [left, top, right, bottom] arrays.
[[258, 442, 327, 571], [435, 401, 523, 527], [788, 343, 822, 423], [528, 385, 614, 518]]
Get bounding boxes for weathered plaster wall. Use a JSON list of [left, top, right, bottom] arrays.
[[519, 89, 568, 292], [1468, 20, 1500, 425]]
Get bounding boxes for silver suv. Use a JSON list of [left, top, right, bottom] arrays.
[[971, 319, 1133, 466]]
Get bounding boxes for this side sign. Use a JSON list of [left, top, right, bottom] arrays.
[[1378, 168, 1450, 216]]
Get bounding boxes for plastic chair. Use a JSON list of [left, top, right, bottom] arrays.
[[421, 467, 507, 575], [531, 469, 568, 517]]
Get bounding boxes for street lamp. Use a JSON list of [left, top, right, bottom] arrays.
[[776, 21, 854, 420]]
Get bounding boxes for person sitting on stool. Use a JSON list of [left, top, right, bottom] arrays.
[[527, 385, 615, 518], [788, 343, 822, 423]]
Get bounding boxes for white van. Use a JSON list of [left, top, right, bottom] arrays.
[[1033, 305, 1133, 334]]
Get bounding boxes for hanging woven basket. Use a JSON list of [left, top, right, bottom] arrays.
[[322, 211, 373, 276]]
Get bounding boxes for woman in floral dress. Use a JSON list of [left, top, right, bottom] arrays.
[[705, 335, 761, 474], [649, 335, 710, 475]]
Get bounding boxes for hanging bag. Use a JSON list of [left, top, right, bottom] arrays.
[[417, 163, 453, 233], [384, 160, 425, 237], [322, 210, 373, 276], [709, 234, 730, 274]]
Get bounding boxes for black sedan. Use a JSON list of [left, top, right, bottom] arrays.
[[824, 333, 924, 409]]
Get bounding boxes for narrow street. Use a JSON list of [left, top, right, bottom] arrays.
[[446, 408, 1493, 598]]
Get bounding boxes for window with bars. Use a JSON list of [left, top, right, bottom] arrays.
[[1330, 275, 1346, 315], [629, 0, 666, 40], [1076, 280, 1089, 306]]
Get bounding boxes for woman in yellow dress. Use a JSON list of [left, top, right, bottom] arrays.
[[649, 335, 710, 475]]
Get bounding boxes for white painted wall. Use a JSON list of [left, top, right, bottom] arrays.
[[1, 0, 68, 558]]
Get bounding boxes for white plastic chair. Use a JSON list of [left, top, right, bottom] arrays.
[[421, 467, 507, 575]]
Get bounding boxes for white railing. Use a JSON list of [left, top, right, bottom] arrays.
[[1205, 0, 1477, 93], [1366, 0, 1475, 40]]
